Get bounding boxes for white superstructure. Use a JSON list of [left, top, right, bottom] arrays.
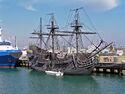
[[0, 27, 18, 50]]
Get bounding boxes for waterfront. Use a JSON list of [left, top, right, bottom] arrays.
[[0, 68, 125, 94]]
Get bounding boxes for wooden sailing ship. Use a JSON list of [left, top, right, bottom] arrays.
[[28, 8, 112, 75]]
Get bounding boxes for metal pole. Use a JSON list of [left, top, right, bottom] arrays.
[[15, 36, 16, 48]]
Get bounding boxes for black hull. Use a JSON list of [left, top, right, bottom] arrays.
[[28, 49, 96, 75], [63, 67, 94, 75], [30, 59, 95, 75], [31, 64, 94, 75], [31, 66, 45, 72]]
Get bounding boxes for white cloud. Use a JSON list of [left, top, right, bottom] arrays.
[[82, 0, 119, 11], [22, 0, 39, 11], [22, 0, 120, 11], [25, 5, 36, 11]]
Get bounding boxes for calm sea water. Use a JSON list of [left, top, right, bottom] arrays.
[[0, 68, 125, 94]]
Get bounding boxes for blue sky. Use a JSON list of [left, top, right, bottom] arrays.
[[0, 0, 125, 48]]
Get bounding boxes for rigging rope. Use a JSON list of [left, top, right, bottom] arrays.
[[60, 10, 74, 30], [80, 29, 98, 49], [79, 34, 84, 48], [60, 36, 75, 48], [82, 7, 103, 40], [68, 33, 74, 47]]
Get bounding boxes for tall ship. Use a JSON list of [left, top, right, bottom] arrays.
[[28, 8, 112, 75], [0, 27, 22, 68]]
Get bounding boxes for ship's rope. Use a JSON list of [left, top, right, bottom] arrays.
[[60, 36, 75, 48], [82, 7, 103, 40], [60, 10, 74, 30]]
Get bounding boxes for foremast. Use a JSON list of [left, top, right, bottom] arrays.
[[71, 8, 82, 57], [71, 8, 96, 60]]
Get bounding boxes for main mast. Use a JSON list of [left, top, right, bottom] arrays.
[[47, 14, 59, 59], [31, 15, 71, 59], [71, 8, 82, 56]]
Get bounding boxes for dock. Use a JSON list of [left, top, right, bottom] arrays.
[[16, 54, 125, 75], [16, 59, 125, 75], [15, 55, 31, 68], [93, 63, 125, 75]]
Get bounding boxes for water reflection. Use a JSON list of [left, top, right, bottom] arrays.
[[0, 68, 125, 94], [93, 73, 125, 94], [28, 71, 100, 94]]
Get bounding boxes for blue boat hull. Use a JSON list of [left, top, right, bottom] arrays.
[[0, 50, 22, 68]]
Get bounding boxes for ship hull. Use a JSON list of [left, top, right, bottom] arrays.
[[31, 63, 94, 75], [63, 67, 94, 75], [0, 50, 22, 68], [54, 62, 94, 75], [31, 61, 94, 75]]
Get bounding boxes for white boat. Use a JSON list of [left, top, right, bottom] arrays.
[[45, 71, 63, 77]]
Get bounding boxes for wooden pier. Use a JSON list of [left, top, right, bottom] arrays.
[[16, 55, 125, 76], [93, 63, 125, 75], [15, 55, 31, 68], [16, 60, 31, 68]]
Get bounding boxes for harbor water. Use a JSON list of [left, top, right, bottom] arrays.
[[0, 68, 125, 94]]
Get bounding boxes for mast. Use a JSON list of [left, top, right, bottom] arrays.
[[15, 36, 16, 48], [51, 14, 55, 58], [39, 17, 42, 49], [31, 16, 71, 56], [47, 14, 59, 59], [75, 9, 80, 55], [71, 8, 82, 56], [30, 17, 43, 49]]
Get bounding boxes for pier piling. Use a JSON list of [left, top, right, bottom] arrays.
[[93, 63, 125, 75]]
